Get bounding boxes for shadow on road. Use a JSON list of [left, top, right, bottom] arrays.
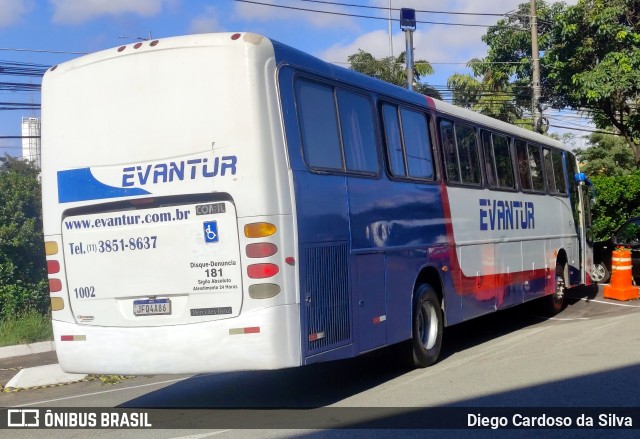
[[121, 285, 619, 410]]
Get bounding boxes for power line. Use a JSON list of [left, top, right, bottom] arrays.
[[0, 47, 87, 55], [296, 0, 509, 17], [234, 0, 497, 27]]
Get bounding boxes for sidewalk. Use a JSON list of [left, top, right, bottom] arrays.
[[0, 342, 87, 390]]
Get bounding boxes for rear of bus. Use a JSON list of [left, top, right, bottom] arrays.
[[41, 33, 301, 374]]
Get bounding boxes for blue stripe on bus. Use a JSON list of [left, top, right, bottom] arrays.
[[57, 168, 149, 203]]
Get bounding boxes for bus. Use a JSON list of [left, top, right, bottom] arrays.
[[41, 32, 594, 375]]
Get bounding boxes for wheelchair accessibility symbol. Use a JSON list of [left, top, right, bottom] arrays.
[[203, 221, 219, 243]]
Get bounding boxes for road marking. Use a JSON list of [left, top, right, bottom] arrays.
[[582, 298, 640, 308], [170, 432, 232, 439], [546, 317, 590, 321], [12, 376, 189, 407]]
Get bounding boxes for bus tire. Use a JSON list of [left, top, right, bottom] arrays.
[[540, 262, 567, 316], [408, 284, 443, 368]]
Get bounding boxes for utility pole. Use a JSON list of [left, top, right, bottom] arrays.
[[400, 8, 416, 91], [388, 0, 393, 58], [530, 0, 543, 133]]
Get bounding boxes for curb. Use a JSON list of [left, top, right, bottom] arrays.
[[4, 364, 87, 391], [0, 341, 55, 359]]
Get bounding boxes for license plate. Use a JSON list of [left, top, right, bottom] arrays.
[[133, 298, 171, 316]]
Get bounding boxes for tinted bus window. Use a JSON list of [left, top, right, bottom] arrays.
[[337, 89, 378, 173], [482, 131, 514, 189], [456, 123, 481, 185], [528, 144, 545, 192], [440, 120, 460, 182], [552, 149, 567, 194], [482, 131, 497, 187], [382, 104, 406, 176], [296, 80, 342, 170], [543, 148, 557, 193], [515, 139, 531, 190], [401, 108, 434, 179], [493, 134, 514, 189], [440, 120, 480, 185]]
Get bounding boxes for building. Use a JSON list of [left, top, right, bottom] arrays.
[[21, 116, 41, 167]]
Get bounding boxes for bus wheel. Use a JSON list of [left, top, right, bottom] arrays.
[[541, 262, 567, 315], [409, 284, 443, 368]]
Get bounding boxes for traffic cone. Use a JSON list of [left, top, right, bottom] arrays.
[[603, 248, 639, 301]]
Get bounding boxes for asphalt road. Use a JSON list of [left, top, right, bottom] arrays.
[[1, 284, 639, 438]]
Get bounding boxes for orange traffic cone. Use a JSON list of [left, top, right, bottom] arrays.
[[603, 248, 639, 301]]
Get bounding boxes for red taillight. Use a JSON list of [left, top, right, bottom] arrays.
[[246, 243, 278, 258], [49, 279, 62, 293], [47, 260, 60, 274], [247, 263, 279, 279]]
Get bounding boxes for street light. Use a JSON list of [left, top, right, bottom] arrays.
[[400, 8, 416, 90]]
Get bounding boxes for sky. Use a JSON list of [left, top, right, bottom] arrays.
[[0, 0, 588, 157]]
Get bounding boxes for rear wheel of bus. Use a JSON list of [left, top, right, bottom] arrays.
[[407, 283, 443, 368], [539, 260, 568, 316]]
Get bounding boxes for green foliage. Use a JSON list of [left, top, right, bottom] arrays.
[[447, 72, 529, 126], [590, 171, 640, 240], [575, 132, 637, 176], [547, 0, 640, 161], [469, 1, 565, 113], [0, 155, 48, 321], [0, 310, 52, 347], [347, 50, 442, 99]]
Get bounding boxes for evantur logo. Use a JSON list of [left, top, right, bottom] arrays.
[[479, 198, 535, 231], [121, 156, 237, 187]]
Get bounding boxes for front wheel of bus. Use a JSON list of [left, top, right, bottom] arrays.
[[409, 284, 443, 368]]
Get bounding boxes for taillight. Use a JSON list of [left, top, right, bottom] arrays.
[[45, 240, 64, 311], [244, 222, 276, 238], [246, 243, 278, 258], [247, 263, 279, 279]]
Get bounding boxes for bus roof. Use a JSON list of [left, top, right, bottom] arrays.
[[269, 35, 567, 152]]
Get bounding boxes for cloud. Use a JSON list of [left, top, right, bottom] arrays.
[[233, 0, 357, 30], [50, 0, 166, 24], [317, 25, 486, 66], [0, 0, 34, 28], [189, 6, 225, 35]]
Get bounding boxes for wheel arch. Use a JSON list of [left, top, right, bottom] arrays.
[[414, 265, 446, 326]]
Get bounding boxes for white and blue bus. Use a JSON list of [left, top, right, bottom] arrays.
[[41, 33, 594, 374]]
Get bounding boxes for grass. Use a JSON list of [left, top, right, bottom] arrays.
[[0, 310, 53, 347]]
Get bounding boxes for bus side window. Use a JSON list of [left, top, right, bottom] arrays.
[[543, 148, 556, 193], [528, 144, 545, 192], [481, 130, 497, 187], [439, 120, 461, 183], [492, 134, 514, 189], [551, 149, 567, 194], [515, 139, 532, 190], [455, 123, 481, 185], [482, 131, 514, 190], [336, 89, 379, 174], [382, 104, 406, 176], [400, 108, 434, 180], [296, 80, 343, 170]]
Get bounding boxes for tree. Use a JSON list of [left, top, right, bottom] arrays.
[[460, 1, 566, 122], [0, 156, 48, 320], [546, 0, 640, 163], [447, 71, 528, 126], [575, 132, 637, 176], [348, 50, 442, 99]]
